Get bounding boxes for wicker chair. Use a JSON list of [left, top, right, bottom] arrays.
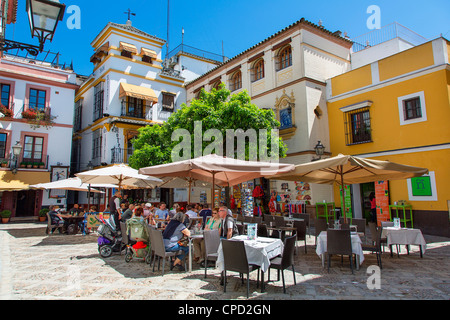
[[327, 229, 354, 274], [268, 235, 297, 293]]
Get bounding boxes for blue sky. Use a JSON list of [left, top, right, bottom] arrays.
[[4, 0, 449, 76]]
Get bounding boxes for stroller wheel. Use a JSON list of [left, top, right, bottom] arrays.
[[125, 252, 133, 263], [99, 245, 113, 258]]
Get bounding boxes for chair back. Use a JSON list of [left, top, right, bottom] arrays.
[[204, 229, 220, 256], [281, 235, 297, 269], [257, 223, 268, 237], [46, 212, 53, 228], [297, 213, 310, 227], [149, 228, 166, 257], [237, 224, 244, 235], [252, 216, 262, 224], [381, 221, 394, 228], [236, 214, 244, 222], [243, 215, 253, 223], [315, 218, 328, 236], [352, 218, 366, 234], [293, 220, 306, 240], [274, 215, 286, 228], [221, 239, 249, 273], [120, 222, 129, 245], [327, 229, 352, 255]]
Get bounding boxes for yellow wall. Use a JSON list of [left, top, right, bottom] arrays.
[[331, 64, 372, 96], [328, 69, 450, 155], [378, 42, 435, 81]]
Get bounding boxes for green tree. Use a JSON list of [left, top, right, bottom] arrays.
[[129, 84, 287, 169]]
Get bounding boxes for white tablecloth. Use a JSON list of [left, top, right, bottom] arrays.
[[381, 227, 427, 253], [316, 231, 365, 265], [216, 235, 284, 273]]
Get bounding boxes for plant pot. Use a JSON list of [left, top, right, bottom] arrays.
[[39, 165, 45, 169], [27, 165, 32, 168], [2, 218, 10, 223], [33, 165, 38, 169], [39, 216, 46, 222], [20, 164, 26, 168], [1, 163, 7, 167]]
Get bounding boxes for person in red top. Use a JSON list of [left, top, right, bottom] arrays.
[[369, 192, 377, 223]]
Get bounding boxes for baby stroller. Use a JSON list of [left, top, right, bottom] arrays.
[[124, 219, 152, 264], [96, 215, 125, 258]]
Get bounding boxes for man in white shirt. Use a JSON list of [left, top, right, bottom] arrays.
[[185, 205, 198, 218]]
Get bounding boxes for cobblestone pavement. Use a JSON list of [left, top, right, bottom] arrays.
[[1, 223, 449, 300]]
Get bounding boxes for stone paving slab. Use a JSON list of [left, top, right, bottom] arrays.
[[1, 223, 449, 300]]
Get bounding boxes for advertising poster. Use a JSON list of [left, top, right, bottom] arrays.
[[339, 185, 352, 218], [375, 180, 390, 226]]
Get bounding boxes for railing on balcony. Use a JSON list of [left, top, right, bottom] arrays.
[[1, 154, 50, 170], [111, 147, 132, 164], [121, 101, 152, 120]]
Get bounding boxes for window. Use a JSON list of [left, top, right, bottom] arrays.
[[29, 88, 46, 111], [403, 97, 421, 120], [251, 59, 264, 82], [0, 133, 7, 158], [1, 84, 11, 108], [93, 82, 104, 121], [23, 135, 44, 162], [398, 91, 427, 125], [121, 50, 133, 59], [74, 99, 82, 132], [211, 81, 221, 90], [162, 93, 175, 111], [92, 129, 102, 165], [142, 55, 152, 64], [125, 97, 144, 118], [277, 46, 292, 71], [230, 71, 242, 92], [344, 107, 372, 145]]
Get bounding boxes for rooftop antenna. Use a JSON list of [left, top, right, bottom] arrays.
[[124, 8, 136, 26], [166, 0, 170, 59]]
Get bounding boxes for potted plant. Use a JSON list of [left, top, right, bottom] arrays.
[[32, 162, 39, 169], [21, 109, 37, 120], [26, 162, 33, 169], [39, 208, 49, 222], [1, 160, 8, 167], [1, 210, 12, 223], [38, 162, 45, 169], [20, 162, 27, 168], [0, 104, 13, 118]]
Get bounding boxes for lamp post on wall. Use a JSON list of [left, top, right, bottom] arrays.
[[312, 140, 325, 161], [0, 0, 65, 56], [11, 141, 22, 174]]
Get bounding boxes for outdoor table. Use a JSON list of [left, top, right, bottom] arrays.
[[216, 235, 284, 292], [381, 227, 426, 258], [315, 230, 364, 270], [315, 202, 336, 223], [389, 204, 414, 228], [188, 232, 204, 273], [61, 216, 85, 234], [267, 226, 297, 239]]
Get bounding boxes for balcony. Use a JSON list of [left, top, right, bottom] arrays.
[[121, 101, 152, 120], [21, 105, 55, 128], [111, 147, 132, 164]]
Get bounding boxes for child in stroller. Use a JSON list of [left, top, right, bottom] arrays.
[[96, 215, 125, 258], [124, 207, 152, 264]]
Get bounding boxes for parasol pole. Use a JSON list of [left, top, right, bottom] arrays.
[[188, 178, 192, 204], [340, 165, 347, 224], [88, 184, 91, 211], [211, 171, 215, 208]]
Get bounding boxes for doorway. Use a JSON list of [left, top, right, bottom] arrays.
[[15, 190, 38, 217], [360, 182, 375, 221]]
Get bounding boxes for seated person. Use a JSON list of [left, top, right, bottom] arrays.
[[155, 202, 169, 220], [198, 204, 212, 226], [68, 204, 83, 216], [162, 212, 191, 271], [121, 203, 134, 223], [48, 205, 66, 232], [185, 205, 198, 218], [194, 208, 222, 264]]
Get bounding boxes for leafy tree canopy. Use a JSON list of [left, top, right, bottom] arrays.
[[129, 84, 287, 169]]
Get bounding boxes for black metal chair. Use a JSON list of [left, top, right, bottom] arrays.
[[268, 235, 297, 293], [221, 239, 260, 298], [314, 218, 328, 246], [295, 213, 310, 235], [203, 229, 220, 278], [352, 218, 366, 235], [148, 227, 179, 276], [46, 212, 64, 235], [257, 223, 268, 238], [293, 220, 307, 253], [327, 229, 354, 274], [362, 223, 383, 269]]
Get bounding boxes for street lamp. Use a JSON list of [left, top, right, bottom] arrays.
[[0, 0, 66, 56], [11, 141, 22, 174], [313, 140, 325, 161]]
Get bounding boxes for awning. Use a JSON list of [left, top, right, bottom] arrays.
[[119, 41, 138, 54], [119, 83, 158, 104], [0, 171, 50, 191], [140, 47, 157, 59]]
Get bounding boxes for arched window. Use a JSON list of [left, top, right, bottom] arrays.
[[230, 70, 242, 91], [251, 59, 265, 82], [277, 46, 292, 71]]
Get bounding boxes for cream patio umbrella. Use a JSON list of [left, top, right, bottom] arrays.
[[269, 153, 428, 222], [30, 177, 107, 193], [139, 154, 295, 205], [76, 164, 163, 191], [157, 176, 221, 204]]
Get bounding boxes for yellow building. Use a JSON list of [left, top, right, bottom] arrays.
[[326, 37, 450, 237]]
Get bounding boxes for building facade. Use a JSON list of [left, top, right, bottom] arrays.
[[185, 18, 353, 207], [326, 37, 450, 236], [72, 21, 221, 209], [0, 52, 78, 219]]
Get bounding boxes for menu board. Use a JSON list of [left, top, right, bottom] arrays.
[[375, 180, 390, 226], [247, 223, 257, 240]]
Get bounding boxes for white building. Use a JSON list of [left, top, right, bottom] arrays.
[[72, 21, 221, 209], [0, 51, 78, 219]]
